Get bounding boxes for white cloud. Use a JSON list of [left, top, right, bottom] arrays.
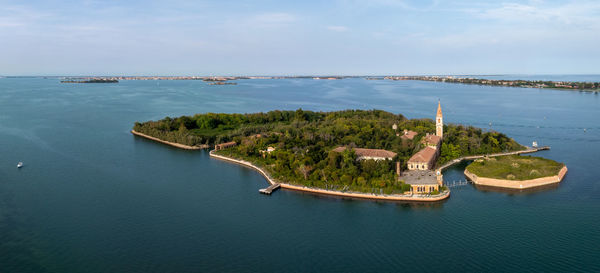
[[337, 0, 439, 11], [403, 1, 600, 52], [0, 19, 23, 27], [250, 12, 296, 25], [0, 4, 53, 29], [327, 25, 348, 32], [476, 1, 600, 26]]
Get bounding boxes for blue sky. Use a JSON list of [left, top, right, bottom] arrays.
[[1, 0, 599, 75]]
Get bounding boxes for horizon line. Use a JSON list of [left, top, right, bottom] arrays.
[[3, 73, 600, 78]]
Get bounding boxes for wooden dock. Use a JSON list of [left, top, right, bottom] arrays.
[[259, 183, 281, 195]]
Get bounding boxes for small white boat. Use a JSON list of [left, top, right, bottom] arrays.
[[532, 141, 538, 148], [17, 162, 23, 168]]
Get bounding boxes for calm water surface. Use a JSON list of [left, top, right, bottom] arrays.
[[1, 77, 599, 272]]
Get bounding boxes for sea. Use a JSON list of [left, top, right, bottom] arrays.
[[1, 76, 599, 272]]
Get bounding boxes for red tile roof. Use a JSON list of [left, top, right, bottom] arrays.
[[401, 130, 418, 140], [408, 146, 437, 164], [216, 141, 236, 148], [424, 134, 442, 146], [333, 147, 397, 159]]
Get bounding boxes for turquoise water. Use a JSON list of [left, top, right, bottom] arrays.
[[1, 77, 599, 272]]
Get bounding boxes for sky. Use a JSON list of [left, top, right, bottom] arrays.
[[0, 0, 599, 76]]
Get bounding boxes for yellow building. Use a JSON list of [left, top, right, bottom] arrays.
[[400, 170, 441, 194], [412, 184, 440, 194]]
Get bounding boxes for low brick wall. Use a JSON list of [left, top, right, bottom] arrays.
[[280, 183, 450, 202], [210, 151, 450, 202], [464, 166, 567, 189], [131, 130, 209, 150]]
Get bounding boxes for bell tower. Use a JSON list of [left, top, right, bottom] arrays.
[[436, 100, 443, 138]]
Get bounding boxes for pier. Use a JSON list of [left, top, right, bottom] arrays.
[[259, 183, 281, 195], [445, 180, 471, 188]]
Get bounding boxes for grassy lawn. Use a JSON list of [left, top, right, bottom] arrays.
[[466, 155, 564, 181]]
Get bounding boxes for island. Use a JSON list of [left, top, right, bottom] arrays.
[[131, 102, 548, 201], [385, 76, 600, 92], [203, 77, 239, 82], [208, 82, 237, 85], [464, 155, 567, 189], [61, 78, 118, 83]]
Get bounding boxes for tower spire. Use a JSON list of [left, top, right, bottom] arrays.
[[436, 100, 443, 138]]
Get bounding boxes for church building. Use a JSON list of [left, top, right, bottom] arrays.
[[407, 101, 444, 171]]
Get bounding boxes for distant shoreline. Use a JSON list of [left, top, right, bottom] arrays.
[[45, 75, 600, 92], [386, 76, 600, 92]]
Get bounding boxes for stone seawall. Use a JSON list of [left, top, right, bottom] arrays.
[[131, 130, 209, 150], [209, 151, 450, 202], [464, 166, 568, 189]]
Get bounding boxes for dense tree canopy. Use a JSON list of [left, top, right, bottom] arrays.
[[134, 109, 523, 194]]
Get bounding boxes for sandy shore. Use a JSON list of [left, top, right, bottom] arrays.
[[464, 166, 567, 189], [209, 151, 450, 202], [131, 130, 209, 150]]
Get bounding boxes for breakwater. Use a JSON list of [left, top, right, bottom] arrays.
[[464, 166, 568, 189]]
